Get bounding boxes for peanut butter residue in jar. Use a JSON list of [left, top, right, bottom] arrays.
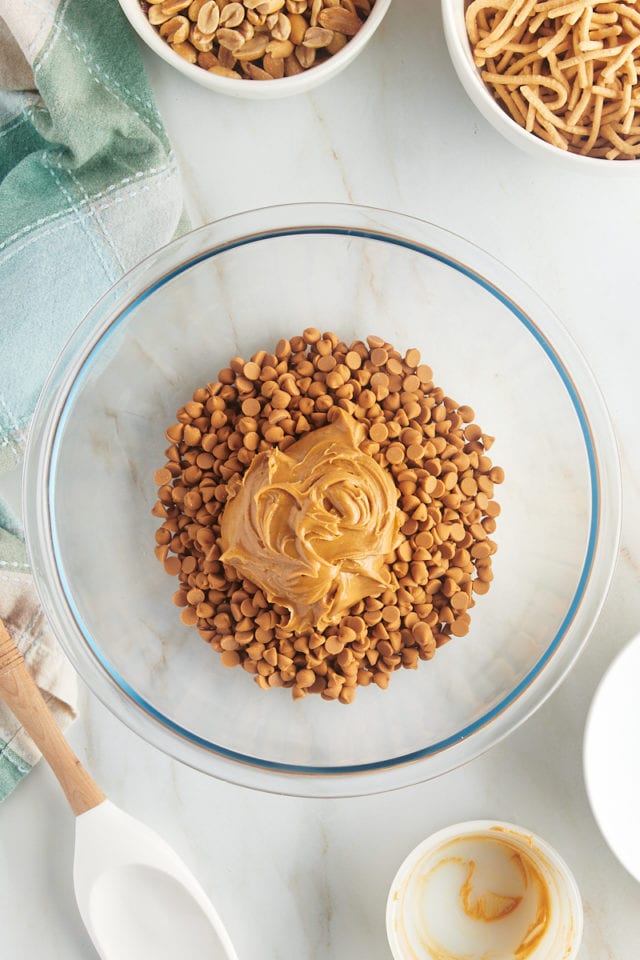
[[458, 858, 524, 923], [456, 848, 550, 958], [393, 833, 555, 960], [219, 407, 404, 634]]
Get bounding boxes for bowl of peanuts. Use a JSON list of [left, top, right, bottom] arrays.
[[118, 0, 391, 96], [442, 0, 640, 167], [24, 203, 620, 796]]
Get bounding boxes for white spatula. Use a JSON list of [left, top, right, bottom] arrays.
[[0, 618, 239, 960]]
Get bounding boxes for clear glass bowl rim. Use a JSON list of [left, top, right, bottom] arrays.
[[23, 203, 622, 797]]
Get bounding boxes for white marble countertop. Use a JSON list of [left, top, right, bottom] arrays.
[[3, 0, 640, 956]]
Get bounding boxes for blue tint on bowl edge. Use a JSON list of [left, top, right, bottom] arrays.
[[49, 228, 598, 776]]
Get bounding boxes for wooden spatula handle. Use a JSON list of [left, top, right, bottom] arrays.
[[0, 617, 105, 816]]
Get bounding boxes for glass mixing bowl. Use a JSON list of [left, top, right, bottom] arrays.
[[24, 204, 620, 797]]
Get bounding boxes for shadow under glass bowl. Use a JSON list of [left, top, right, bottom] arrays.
[[24, 203, 621, 797]]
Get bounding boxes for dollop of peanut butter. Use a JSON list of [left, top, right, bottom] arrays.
[[219, 408, 404, 634]]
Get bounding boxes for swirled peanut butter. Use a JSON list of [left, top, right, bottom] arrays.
[[219, 408, 404, 634]]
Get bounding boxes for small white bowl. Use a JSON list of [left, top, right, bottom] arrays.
[[387, 820, 583, 960], [584, 632, 640, 883], [441, 0, 639, 174], [118, 0, 392, 99]]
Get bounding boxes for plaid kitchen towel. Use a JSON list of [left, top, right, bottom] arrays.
[[0, 0, 184, 798], [0, 540, 79, 800]]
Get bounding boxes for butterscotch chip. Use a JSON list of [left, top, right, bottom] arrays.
[[275, 338, 291, 358], [386, 443, 405, 465], [451, 592, 470, 612], [181, 607, 199, 626], [396, 540, 413, 562], [166, 423, 184, 442], [450, 523, 466, 542], [460, 477, 477, 497], [369, 422, 389, 443], [242, 361, 260, 380], [357, 389, 376, 409], [450, 617, 470, 637], [241, 397, 261, 416], [183, 424, 201, 445], [271, 390, 291, 409], [163, 556, 181, 576], [381, 606, 400, 625], [407, 443, 425, 461], [221, 650, 241, 667], [403, 374, 421, 392], [405, 348, 421, 367], [195, 601, 214, 619], [237, 416, 257, 434], [243, 431, 260, 450], [264, 425, 284, 443], [370, 371, 389, 389], [325, 636, 344, 655], [296, 668, 316, 688], [317, 354, 336, 372], [154, 467, 172, 485], [184, 490, 202, 512], [155, 544, 169, 562], [371, 347, 388, 366], [345, 350, 362, 370], [343, 615, 365, 635]]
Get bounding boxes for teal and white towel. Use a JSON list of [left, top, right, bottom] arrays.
[[0, 554, 78, 799], [0, 0, 184, 799]]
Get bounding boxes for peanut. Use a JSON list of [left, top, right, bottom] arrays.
[[143, 0, 375, 79]]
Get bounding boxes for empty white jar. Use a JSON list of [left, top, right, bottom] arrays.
[[387, 821, 583, 960]]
